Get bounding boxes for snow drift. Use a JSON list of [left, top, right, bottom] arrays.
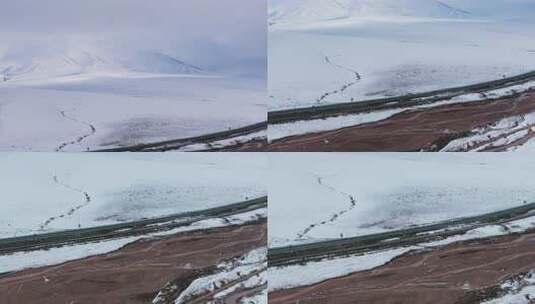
[[0, 47, 202, 82], [269, 0, 471, 25]]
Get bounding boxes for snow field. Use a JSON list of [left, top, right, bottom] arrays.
[[0, 153, 266, 238], [269, 153, 535, 247]]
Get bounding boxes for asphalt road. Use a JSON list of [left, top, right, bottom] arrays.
[[92, 121, 267, 152], [0, 196, 267, 255], [269, 70, 535, 124], [269, 201, 535, 267]]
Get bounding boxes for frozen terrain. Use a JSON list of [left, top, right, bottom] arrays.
[[483, 271, 535, 304], [171, 247, 267, 304], [269, 214, 535, 291], [269, 0, 471, 25], [0, 153, 266, 238], [268, 153, 535, 248], [269, 0, 535, 110], [0, 207, 267, 274], [269, 80, 535, 141], [0, 0, 267, 151], [0, 48, 266, 151]]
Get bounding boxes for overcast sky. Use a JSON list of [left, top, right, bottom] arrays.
[[443, 0, 535, 18], [0, 0, 266, 77], [269, 0, 535, 19]]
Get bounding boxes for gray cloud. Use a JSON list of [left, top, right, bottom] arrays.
[[0, 0, 266, 77]]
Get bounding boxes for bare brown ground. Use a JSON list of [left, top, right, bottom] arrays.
[[270, 231, 535, 304], [0, 222, 266, 304], [268, 91, 535, 151]]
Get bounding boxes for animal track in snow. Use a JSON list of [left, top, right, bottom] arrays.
[[39, 175, 92, 230], [296, 173, 357, 239]]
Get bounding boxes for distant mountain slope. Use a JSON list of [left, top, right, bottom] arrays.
[[0, 48, 202, 81], [269, 0, 471, 25], [117, 51, 203, 75]]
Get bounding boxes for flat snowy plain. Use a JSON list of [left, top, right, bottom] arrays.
[[0, 0, 266, 151], [269, 153, 535, 248], [0, 70, 265, 151], [269, 0, 535, 110], [269, 152, 535, 293], [0, 153, 266, 238]]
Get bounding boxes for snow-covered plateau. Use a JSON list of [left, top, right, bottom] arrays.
[[269, 152, 535, 291], [269, 153, 535, 248], [269, 0, 535, 110], [0, 153, 266, 238], [0, 48, 266, 151]]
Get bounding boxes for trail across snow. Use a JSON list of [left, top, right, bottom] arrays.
[[0, 75, 265, 151], [297, 173, 357, 239], [55, 110, 96, 152], [268, 0, 535, 111], [39, 175, 92, 230], [316, 55, 362, 104]]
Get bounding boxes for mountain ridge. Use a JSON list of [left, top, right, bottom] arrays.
[[269, 0, 472, 25], [0, 48, 202, 81]]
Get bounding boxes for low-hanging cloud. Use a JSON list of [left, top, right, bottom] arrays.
[[0, 0, 266, 77]]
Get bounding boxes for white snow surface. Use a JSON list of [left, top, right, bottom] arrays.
[[0, 236, 139, 275], [268, 109, 401, 140], [0, 48, 265, 151], [178, 130, 266, 151], [269, 0, 472, 26], [0, 76, 265, 151], [511, 136, 535, 152], [269, 153, 535, 248], [174, 247, 267, 304], [0, 153, 266, 238], [152, 208, 267, 238], [269, 247, 410, 291], [441, 112, 535, 152], [0, 48, 202, 82], [269, 1, 535, 110], [483, 270, 535, 304]]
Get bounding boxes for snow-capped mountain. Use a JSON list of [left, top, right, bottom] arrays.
[[117, 51, 203, 75], [0, 48, 202, 81], [269, 0, 471, 25]]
